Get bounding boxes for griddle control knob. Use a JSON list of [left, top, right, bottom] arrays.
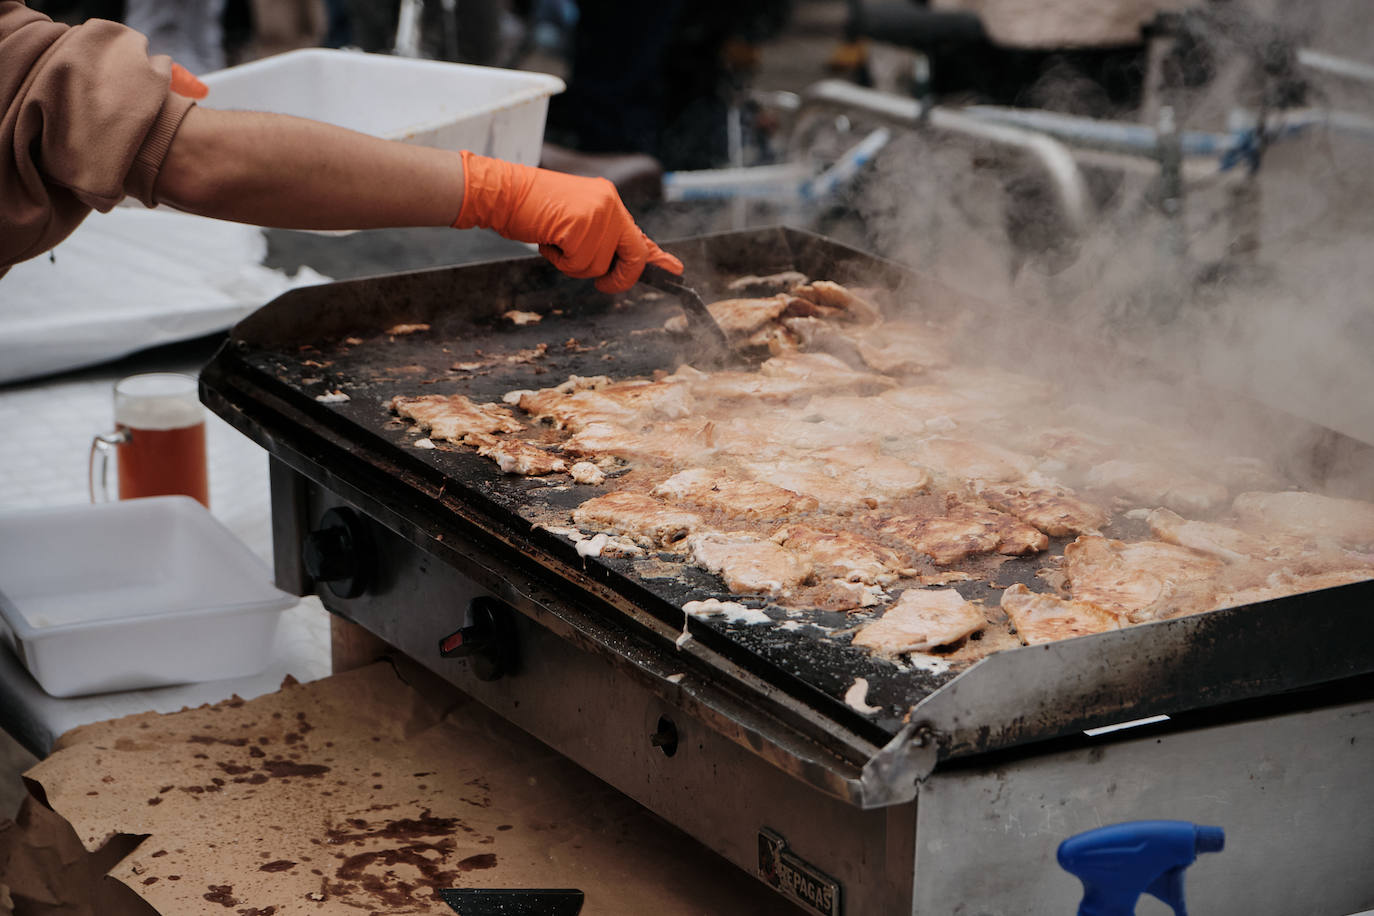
[[302, 506, 373, 599], [438, 597, 520, 681]]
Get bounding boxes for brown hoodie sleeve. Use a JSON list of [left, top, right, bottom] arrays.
[[0, 1, 195, 272]]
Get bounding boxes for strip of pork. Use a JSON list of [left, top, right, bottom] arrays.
[[390, 394, 524, 440], [910, 437, 1037, 484], [1062, 535, 1222, 621], [1000, 584, 1122, 645], [771, 524, 904, 585], [1232, 490, 1374, 549], [652, 468, 820, 520], [980, 484, 1109, 537], [465, 433, 567, 476], [572, 493, 703, 548], [686, 531, 812, 596], [851, 588, 986, 655], [1086, 460, 1229, 515]]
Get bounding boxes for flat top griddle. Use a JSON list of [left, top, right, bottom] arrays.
[[204, 227, 1374, 777]]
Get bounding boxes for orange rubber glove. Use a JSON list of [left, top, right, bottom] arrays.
[[170, 62, 209, 100], [454, 150, 682, 294]]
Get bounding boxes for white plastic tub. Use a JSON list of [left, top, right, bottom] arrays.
[[199, 48, 565, 166], [0, 497, 297, 698]]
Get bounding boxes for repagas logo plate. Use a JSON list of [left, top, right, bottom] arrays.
[[757, 829, 841, 916]]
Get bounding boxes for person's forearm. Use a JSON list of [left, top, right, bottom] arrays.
[[154, 106, 465, 229]]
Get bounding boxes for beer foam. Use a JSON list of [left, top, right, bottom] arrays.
[[116, 395, 203, 430]]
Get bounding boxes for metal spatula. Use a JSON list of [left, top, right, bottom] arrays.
[[638, 263, 737, 367], [439, 888, 585, 916]]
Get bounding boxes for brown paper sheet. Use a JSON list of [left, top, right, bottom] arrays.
[[21, 663, 798, 915]]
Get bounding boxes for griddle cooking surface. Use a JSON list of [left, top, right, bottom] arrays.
[[211, 228, 1374, 754]]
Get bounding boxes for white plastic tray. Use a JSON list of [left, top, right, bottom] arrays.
[[0, 496, 297, 697], [199, 48, 565, 166]]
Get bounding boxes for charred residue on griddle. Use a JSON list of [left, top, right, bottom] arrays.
[[258, 860, 296, 873], [217, 761, 254, 776]]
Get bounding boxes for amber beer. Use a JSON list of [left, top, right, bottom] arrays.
[[90, 373, 210, 508]]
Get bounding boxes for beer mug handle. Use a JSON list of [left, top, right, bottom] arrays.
[[89, 429, 129, 503]]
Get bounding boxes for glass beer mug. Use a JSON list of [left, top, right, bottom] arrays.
[[89, 373, 210, 508]]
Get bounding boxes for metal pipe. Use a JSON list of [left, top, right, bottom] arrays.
[[1298, 48, 1374, 86], [798, 80, 1091, 231]]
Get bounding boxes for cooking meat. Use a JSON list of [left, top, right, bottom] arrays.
[[810, 446, 933, 501], [518, 380, 694, 431], [790, 280, 883, 324], [569, 461, 606, 485], [725, 270, 809, 297], [1216, 568, 1373, 610], [699, 295, 791, 336], [877, 385, 998, 429], [1085, 460, 1228, 515], [1232, 490, 1374, 548], [652, 468, 820, 519], [771, 525, 904, 585], [390, 394, 523, 440], [880, 498, 1047, 565], [799, 395, 930, 438], [713, 415, 871, 454], [1024, 427, 1121, 472], [666, 365, 866, 403], [800, 579, 886, 612], [853, 322, 952, 375], [910, 436, 1036, 484], [757, 352, 897, 393], [980, 484, 1109, 537], [1145, 508, 1271, 562], [572, 493, 703, 548], [851, 588, 986, 655], [686, 531, 812, 596], [1000, 584, 1122, 645], [741, 458, 877, 511], [466, 434, 567, 476], [561, 420, 718, 465], [1063, 535, 1223, 621]]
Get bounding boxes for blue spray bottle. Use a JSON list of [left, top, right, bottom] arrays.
[[1057, 820, 1225, 916]]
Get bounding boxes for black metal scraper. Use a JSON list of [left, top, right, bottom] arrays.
[[439, 888, 585, 916], [638, 263, 738, 368]]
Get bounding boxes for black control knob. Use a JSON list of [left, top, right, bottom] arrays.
[[302, 506, 373, 599], [438, 596, 519, 681]]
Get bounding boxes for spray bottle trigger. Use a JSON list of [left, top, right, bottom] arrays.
[[1144, 865, 1188, 916]]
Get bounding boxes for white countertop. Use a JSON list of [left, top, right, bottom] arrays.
[[0, 349, 332, 756]]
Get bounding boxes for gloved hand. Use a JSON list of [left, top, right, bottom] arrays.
[[454, 150, 682, 294], [170, 62, 209, 99]]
